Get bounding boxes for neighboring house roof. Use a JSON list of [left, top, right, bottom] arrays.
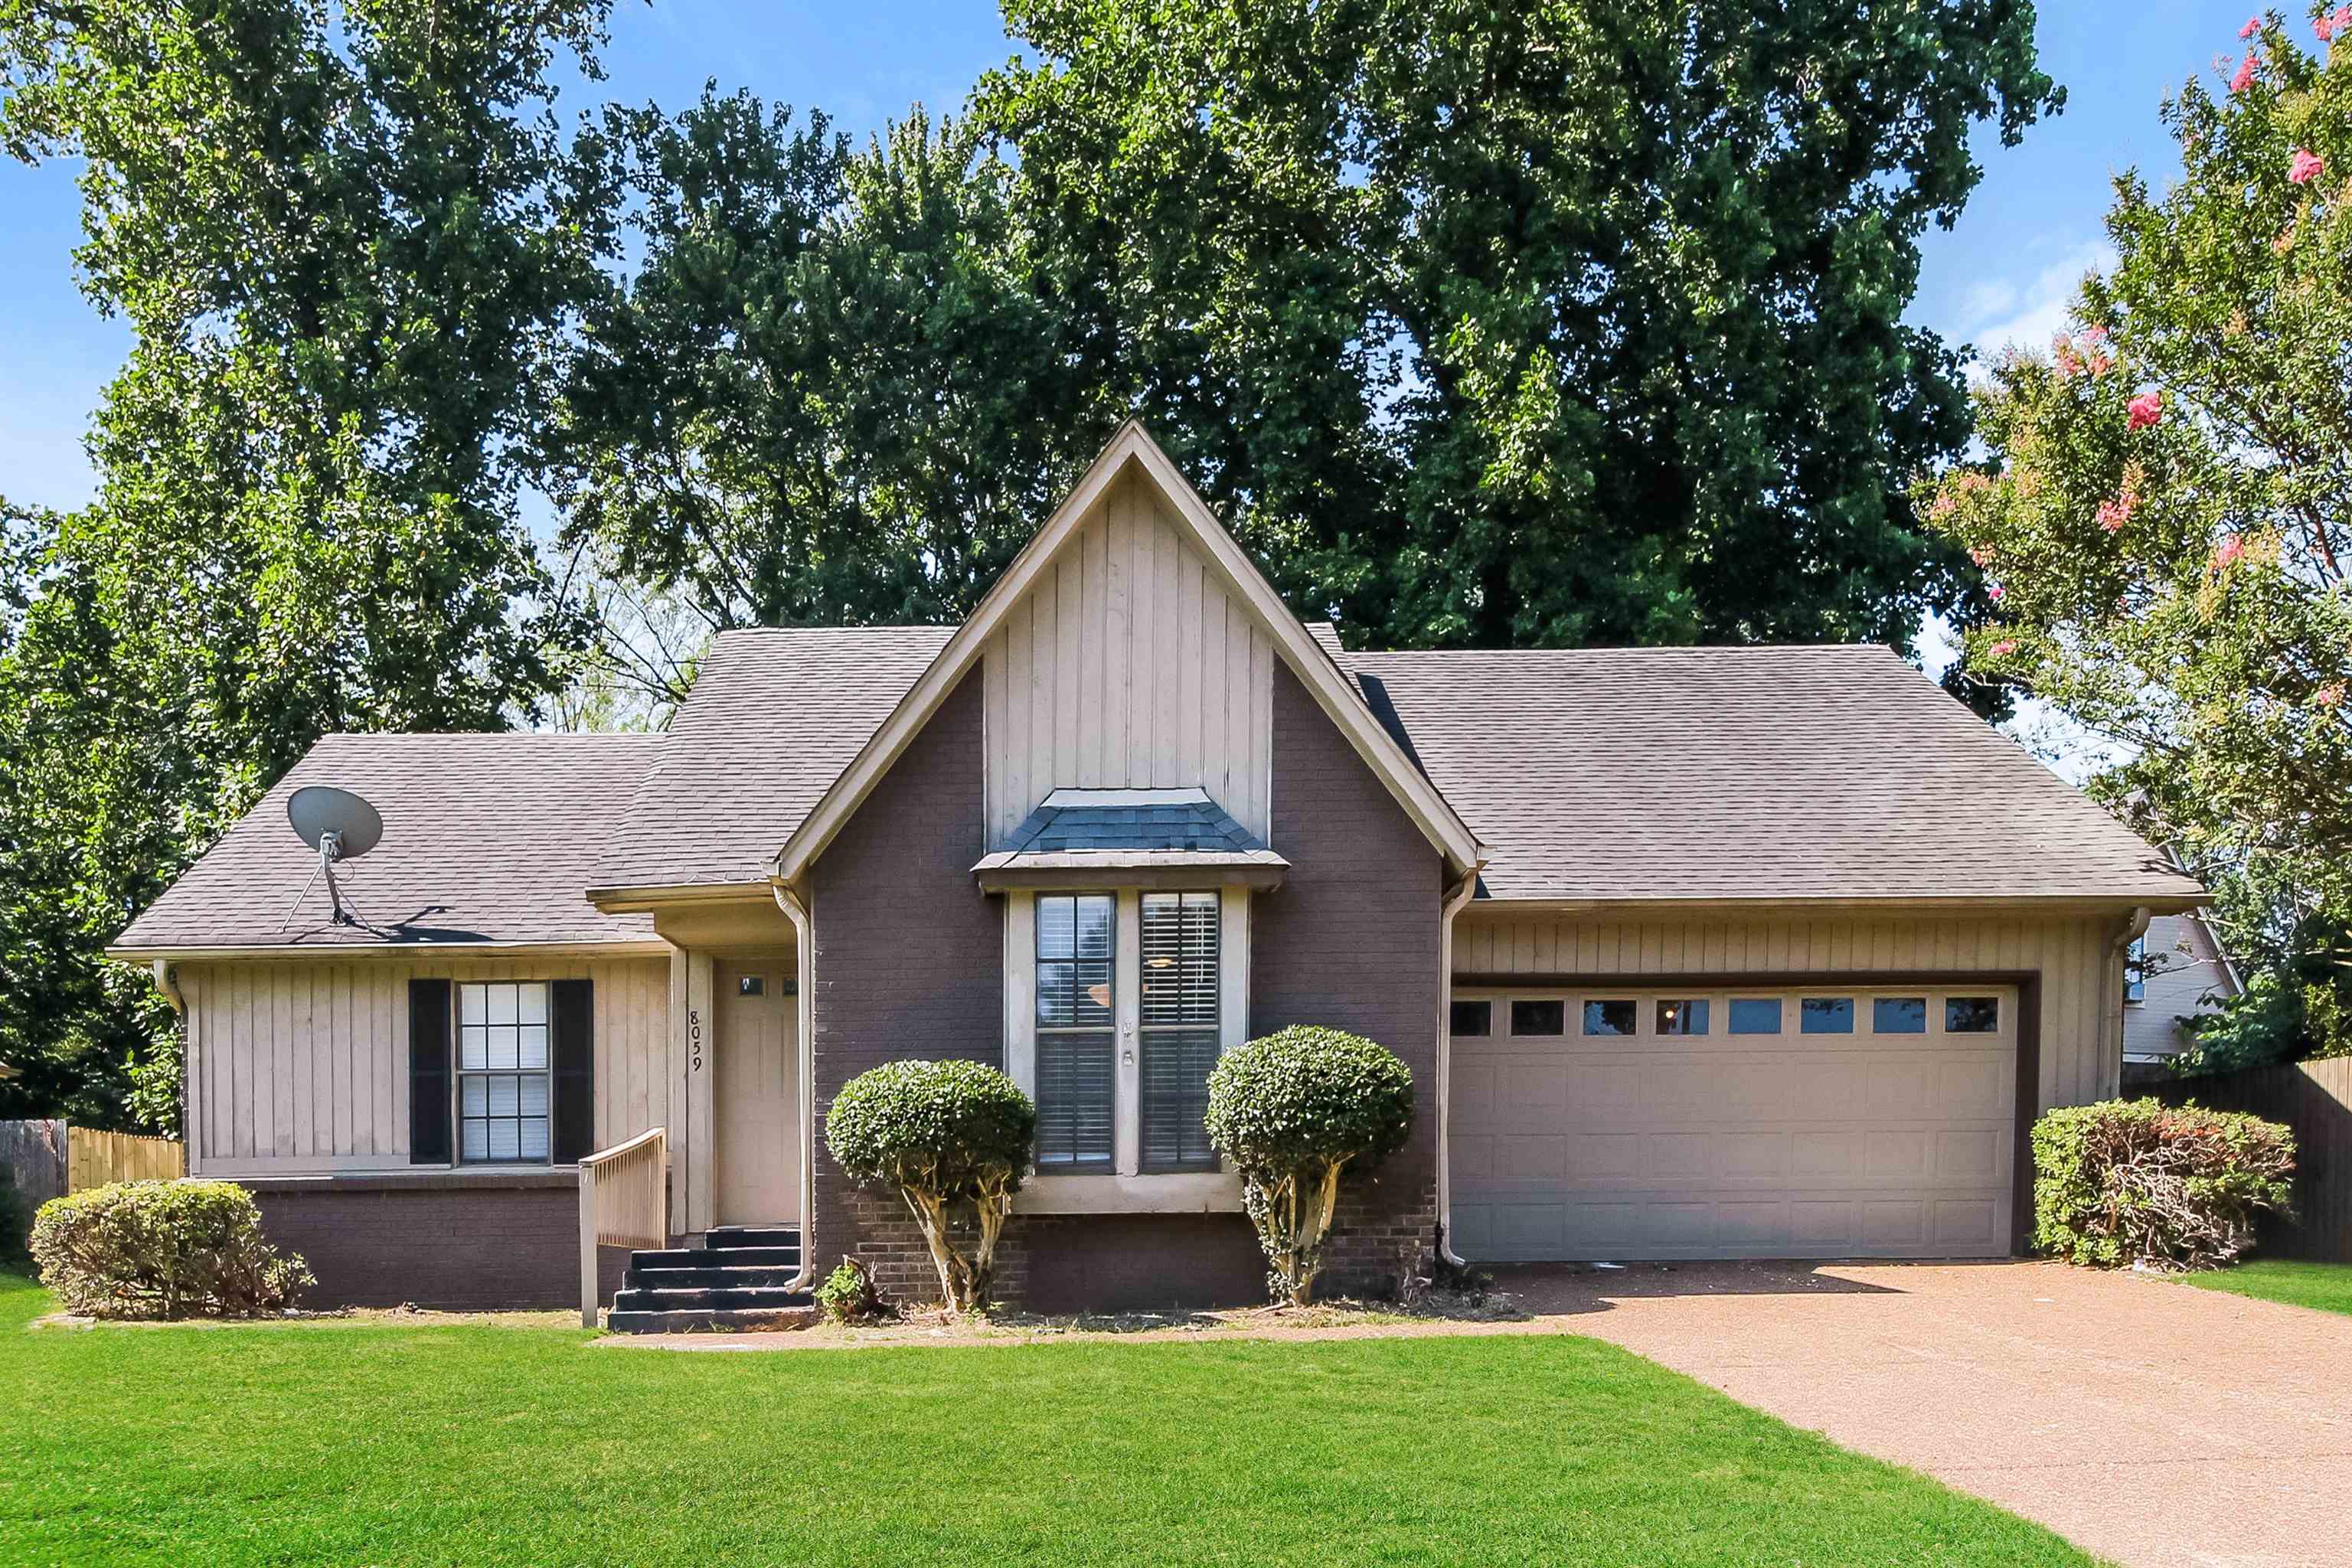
[[589, 626, 955, 899], [111, 734, 662, 952], [1341, 643, 2205, 908]]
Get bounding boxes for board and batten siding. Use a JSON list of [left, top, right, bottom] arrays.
[[1453, 912, 2132, 1111], [980, 469, 1276, 844], [177, 956, 671, 1178]]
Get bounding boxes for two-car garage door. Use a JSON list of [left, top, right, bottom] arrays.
[[1449, 985, 2017, 1261]]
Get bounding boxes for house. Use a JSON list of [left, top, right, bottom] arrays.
[[109, 423, 2205, 1320], [2124, 910, 2243, 1071]]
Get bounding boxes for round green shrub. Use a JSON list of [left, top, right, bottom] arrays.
[[825, 1059, 1036, 1199], [1204, 1025, 1414, 1178], [2032, 1098, 2295, 1269], [30, 1180, 313, 1318]]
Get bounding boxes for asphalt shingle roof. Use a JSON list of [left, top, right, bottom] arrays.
[[590, 626, 956, 893], [113, 734, 662, 950], [992, 795, 1263, 855], [1341, 643, 2202, 906]]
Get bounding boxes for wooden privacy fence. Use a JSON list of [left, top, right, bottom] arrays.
[[66, 1127, 186, 1191], [2158, 1057, 2352, 1263]]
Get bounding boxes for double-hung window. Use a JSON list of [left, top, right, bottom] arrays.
[[1034, 893, 1116, 1170], [458, 981, 551, 1163], [1139, 892, 1221, 1171]]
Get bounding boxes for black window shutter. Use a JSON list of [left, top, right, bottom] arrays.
[[551, 978, 595, 1165], [408, 978, 452, 1165]]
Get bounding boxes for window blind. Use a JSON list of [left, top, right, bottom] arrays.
[[1140, 892, 1220, 1171], [1035, 893, 1115, 1169]]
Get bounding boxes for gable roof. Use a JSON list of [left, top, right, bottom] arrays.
[[590, 626, 956, 900], [769, 423, 1485, 884], [111, 734, 662, 954], [1341, 643, 2204, 908]]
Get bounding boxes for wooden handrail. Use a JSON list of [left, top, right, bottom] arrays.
[[580, 1125, 666, 1170], [579, 1127, 668, 1328]]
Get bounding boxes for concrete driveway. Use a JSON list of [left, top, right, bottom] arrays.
[[1494, 1260, 2349, 1568]]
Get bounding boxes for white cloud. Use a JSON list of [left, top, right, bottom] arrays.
[[1964, 240, 2119, 377], [1961, 277, 2018, 326]]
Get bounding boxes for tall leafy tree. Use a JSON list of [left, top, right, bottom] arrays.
[[550, 93, 1098, 706], [0, 0, 615, 1126], [978, 0, 2062, 662], [1920, 8, 2352, 1070]]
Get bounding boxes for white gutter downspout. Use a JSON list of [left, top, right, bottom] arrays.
[[1435, 864, 1485, 1268], [771, 880, 818, 1292], [152, 960, 191, 1176], [2109, 906, 2152, 1097]]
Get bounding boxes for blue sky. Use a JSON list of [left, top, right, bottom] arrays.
[[0, 1, 2253, 518]]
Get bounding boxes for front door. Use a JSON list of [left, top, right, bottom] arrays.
[[714, 960, 799, 1227]]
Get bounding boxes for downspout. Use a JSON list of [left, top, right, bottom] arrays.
[[1435, 863, 1485, 1268], [771, 881, 818, 1292], [152, 960, 190, 1175], [2109, 906, 2152, 1097]]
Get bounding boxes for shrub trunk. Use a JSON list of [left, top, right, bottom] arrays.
[[1240, 1155, 1350, 1306]]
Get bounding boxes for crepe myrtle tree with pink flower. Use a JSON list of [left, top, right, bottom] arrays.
[[1916, 8, 2352, 1073]]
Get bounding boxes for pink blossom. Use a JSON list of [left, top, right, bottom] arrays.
[[2240, 16, 2262, 38], [1956, 470, 1991, 494], [1969, 544, 1994, 567], [2079, 325, 2109, 345], [2213, 534, 2248, 570], [2290, 148, 2326, 185], [1987, 583, 2005, 603], [2321, 7, 2350, 42], [2128, 391, 2164, 429], [2233, 51, 2259, 92], [2316, 684, 2345, 709], [2097, 497, 2132, 531], [1929, 494, 1957, 519], [1988, 639, 2019, 658]]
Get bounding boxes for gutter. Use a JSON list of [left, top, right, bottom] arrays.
[[1434, 863, 1485, 1269], [2109, 906, 2153, 1096], [152, 961, 192, 1174], [770, 880, 818, 1294]]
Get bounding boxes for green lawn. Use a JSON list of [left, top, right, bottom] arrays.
[[2171, 1258, 2352, 1318], [0, 1272, 2085, 1567]]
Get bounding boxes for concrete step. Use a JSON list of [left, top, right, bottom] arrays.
[[612, 1285, 817, 1313], [702, 1225, 802, 1250], [606, 1305, 816, 1334], [625, 1265, 803, 1290], [629, 1246, 800, 1271]]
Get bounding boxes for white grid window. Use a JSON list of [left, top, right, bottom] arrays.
[[458, 982, 551, 1163]]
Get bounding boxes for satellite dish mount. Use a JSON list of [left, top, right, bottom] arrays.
[[281, 786, 387, 934]]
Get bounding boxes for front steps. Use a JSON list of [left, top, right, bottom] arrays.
[[606, 1224, 817, 1334]]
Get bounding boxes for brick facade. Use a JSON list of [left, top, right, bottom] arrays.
[[1253, 662, 1448, 1296], [246, 1174, 630, 1311], [803, 658, 1446, 1312]]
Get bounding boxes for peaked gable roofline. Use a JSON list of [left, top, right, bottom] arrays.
[[770, 422, 1486, 885]]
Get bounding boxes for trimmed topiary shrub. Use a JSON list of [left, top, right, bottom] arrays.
[[1204, 1025, 1414, 1305], [31, 1180, 313, 1318], [2032, 1098, 2295, 1270], [825, 1059, 1034, 1315]]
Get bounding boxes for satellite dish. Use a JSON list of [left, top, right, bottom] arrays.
[[279, 786, 385, 933], [287, 786, 384, 859]]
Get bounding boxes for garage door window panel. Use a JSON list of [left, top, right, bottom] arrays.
[[1728, 998, 1783, 1034], [1511, 999, 1566, 1037], [1945, 996, 2001, 1033], [1800, 998, 1855, 1034], [1582, 1000, 1637, 1037], [1451, 1000, 1492, 1038], [1655, 999, 1709, 1036], [1873, 997, 1928, 1034]]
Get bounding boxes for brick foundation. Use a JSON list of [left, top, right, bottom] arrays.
[[243, 1174, 629, 1311]]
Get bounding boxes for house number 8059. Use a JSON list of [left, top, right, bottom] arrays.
[[688, 1008, 704, 1072]]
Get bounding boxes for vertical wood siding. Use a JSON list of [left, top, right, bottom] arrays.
[[981, 469, 1275, 844], [1453, 911, 2129, 1113], [178, 955, 672, 1177]]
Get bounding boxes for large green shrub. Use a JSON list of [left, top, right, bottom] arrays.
[[2032, 1099, 2295, 1270], [825, 1059, 1034, 1315], [1204, 1025, 1414, 1305], [30, 1181, 313, 1318]]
